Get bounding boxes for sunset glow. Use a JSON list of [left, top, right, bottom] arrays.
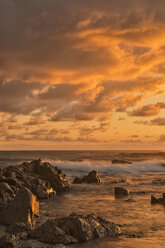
[[1, 0, 165, 149]]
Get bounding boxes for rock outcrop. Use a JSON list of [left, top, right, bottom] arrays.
[[30, 213, 120, 245], [0, 188, 39, 226], [114, 187, 129, 197], [72, 170, 102, 184], [151, 193, 165, 205], [0, 159, 70, 201]]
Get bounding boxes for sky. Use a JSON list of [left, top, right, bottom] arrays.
[[0, 0, 165, 150]]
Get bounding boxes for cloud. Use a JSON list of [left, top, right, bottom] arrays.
[[158, 134, 165, 143], [25, 116, 45, 125], [1, 0, 165, 148], [129, 102, 165, 117], [150, 117, 165, 126]]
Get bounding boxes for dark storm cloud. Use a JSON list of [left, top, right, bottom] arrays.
[[0, 80, 43, 114], [1, 0, 165, 77]]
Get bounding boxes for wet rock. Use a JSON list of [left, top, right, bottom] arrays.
[[30, 178, 56, 199], [28, 159, 70, 193], [112, 159, 132, 164], [0, 234, 20, 248], [152, 178, 165, 185], [6, 223, 31, 239], [151, 194, 165, 205], [30, 220, 77, 245], [0, 182, 15, 198], [56, 213, 120, 242], [114, 187, 129, 197], [72, 170, 102, 184], [125, 198, 136, 202], [0, 188, 39, 226], [30, 213, 120, 245], [0, 159, 70, 198], [0, 182, 16, 207]]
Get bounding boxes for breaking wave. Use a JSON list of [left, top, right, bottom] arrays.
[[50, 160, 165, 175]]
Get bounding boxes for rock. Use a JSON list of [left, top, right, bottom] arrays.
[[54, 245, 68, 248], [125, 198, 136, 202], [28, 160, 70, 193], [30, 178, 56, 199], [151, 194, 165, 205], [0, 182, 16, 207], [0, 188, 39, 226], [72, 170, 102, 184], [0, 182, 15, 198], [112, 159, 132, 164], [152, 178, 165, 185], [30, 213, 120, 245], [30, 220, 77, 245], [0, 159, 70, 198], [114, 187, 129, 197], [0, 234, 20, 248], [56, 213, 120, 242], [6, 223, 31, 239]]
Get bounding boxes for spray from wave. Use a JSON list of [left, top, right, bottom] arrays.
[[49, 160, 165, 175]]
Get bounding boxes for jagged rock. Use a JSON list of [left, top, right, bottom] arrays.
[[0, 159, 70, 198], [0, 182, 15, 198], [0, 234, 20, 248], [0, 182, 16, 207], [72, 170, 102, 184], [151, 194, 165, 205], [30, 213, 120, 245], [112, 159, 132, 164], [114, 187, 129, 197], [27, 159, 70, 193], [0, 188, 39, 226], [56, 213, 120, 242], [29, 178, 56, 199], [30, 220, 77, 245]]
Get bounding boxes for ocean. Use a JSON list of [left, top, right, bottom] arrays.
[[1, 150, 165, 247]]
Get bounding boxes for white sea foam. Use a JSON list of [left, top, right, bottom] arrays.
[[49, 160, 165, 175]]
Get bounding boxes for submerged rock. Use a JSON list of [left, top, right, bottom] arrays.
[[112, 159, 132, 164], [0, 188, 39, 226], [114, 187, 129, 197], [151, 194, 165, 205], [30, 213, 120, 245], [72, 170, 102, 184]]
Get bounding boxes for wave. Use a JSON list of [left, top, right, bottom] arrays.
[[50, 160, 165, 175]]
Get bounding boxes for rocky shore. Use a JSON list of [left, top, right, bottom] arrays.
[[0, 160, 121, 248]]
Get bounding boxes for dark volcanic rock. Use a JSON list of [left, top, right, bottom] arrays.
[[112, 159, 132, 164], [114, 187, 129, 197], [30, 213, 120, 245], [0, 188, 39, 226], [72, 170, 102, 184]]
